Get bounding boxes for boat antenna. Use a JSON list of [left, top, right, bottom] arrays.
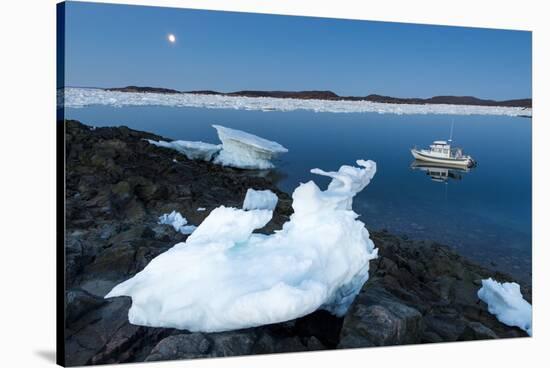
[[448, 119, 454, 143]]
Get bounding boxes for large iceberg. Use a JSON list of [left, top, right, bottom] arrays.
[[146, 139, 221, 161], [106, 159, 378, 332], [478, 278, 532, 336], [62, 87, 532, 117], [213, 125, 288, 169]]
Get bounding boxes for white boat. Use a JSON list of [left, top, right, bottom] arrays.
[[411, 140, 475, 168], [411, 121, 476, 168], [411, 141, 475, 167]]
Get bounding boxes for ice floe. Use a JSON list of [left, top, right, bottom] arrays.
[[212, 125, 288, 169], [147, 125, 287, 170], [62, 87, 532, 117], [146, 139, 221, 161], [242, 189, 278, 211], [478, 278, 532, 336], [106, 159, 378, 332], [158, 211, 197, 235]]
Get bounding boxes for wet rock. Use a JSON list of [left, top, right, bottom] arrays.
[[111, 181, 132, 201], [459, 322, 498, 340], [89, 323, 141, 364], [339, 285, 423, 348], [210, 331, 256, 357], [66, 289, 106, 324], [253, 332, 324, 354], [294, 310, 343, 347], [423, 313, 467, 341], [146, 333, 211, 361], [65, 298, 132, 366]]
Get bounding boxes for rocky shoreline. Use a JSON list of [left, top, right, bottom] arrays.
[[63, 120, 530, 366]]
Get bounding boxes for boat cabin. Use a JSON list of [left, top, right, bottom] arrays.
[[428, 140, 451, 158]]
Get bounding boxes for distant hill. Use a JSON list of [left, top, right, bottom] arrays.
[[106, 86, 181, 94], [105, 86, 532, 108], [362, 94, 532, 108]]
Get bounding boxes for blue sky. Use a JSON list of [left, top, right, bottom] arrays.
[[63, 1, 532, 100]]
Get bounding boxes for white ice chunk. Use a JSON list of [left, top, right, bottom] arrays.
[[158, 211, 196, 235], [179, 225, 197, 235], [146, 125, 287, 170], [106, 159, 378, 332], [243, 189, 278, 211], [212, 125, 288, 169], [146, 139, 221, 161], [478, 278, 532, 336], [62, 88, 532, 117]]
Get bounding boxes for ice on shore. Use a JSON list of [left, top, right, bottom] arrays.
[[213, 125, 288, 169], [106, 159, 378, 332], [158, 211, 197, 235], [478, 278, 532, 336], [146, 125, 287, 170], [62, 87, 532, 117], [243, 189, 278, 211], [146, 139, 221, 161]]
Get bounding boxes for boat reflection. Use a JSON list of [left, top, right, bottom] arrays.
[[410, 160, 471, 183]]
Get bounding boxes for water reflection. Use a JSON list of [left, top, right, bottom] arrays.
[[410, 160, 471, 183]]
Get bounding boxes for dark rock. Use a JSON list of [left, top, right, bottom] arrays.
[[65, 298, 132, 366], [294, 310, 343, 347], [339, 285, 423, 348], [209, 331, 256, 357], [146, 333, 212, 361], [66, 289, 106, 323], [459, 322, 498, 340]]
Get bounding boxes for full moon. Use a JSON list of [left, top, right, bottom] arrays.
[[167, 34, 176, 43]]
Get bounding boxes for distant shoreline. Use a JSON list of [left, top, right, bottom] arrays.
[[104, 85, 532, 109]]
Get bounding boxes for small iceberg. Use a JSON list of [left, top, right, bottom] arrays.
[[146, 125, 287, 170], [146, 139, 221, 161], [478, 278, 532, 336], [158, 211, 197, 235], [106, 159, 378, 332], [242, 189, 278, 211], [212, 125, 288, 170]]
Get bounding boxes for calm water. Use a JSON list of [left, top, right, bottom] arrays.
[[66, 106, 532, 284]]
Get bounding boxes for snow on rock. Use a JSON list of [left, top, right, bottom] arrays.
[[478, 278, 532, 336], [197, 207, 206, 212], [242, 189, 278, 211], [62, 87, 532, 117], [212, 125, 288, 169], [106, 159, 378, 332], [158, 211, 197, 235], [146, 139, 221, 161]]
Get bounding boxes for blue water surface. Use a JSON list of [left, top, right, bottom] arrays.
[[66, 106, 532, 284]]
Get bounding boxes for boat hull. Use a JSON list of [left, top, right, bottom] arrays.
[[411, 149, 473, 167]]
